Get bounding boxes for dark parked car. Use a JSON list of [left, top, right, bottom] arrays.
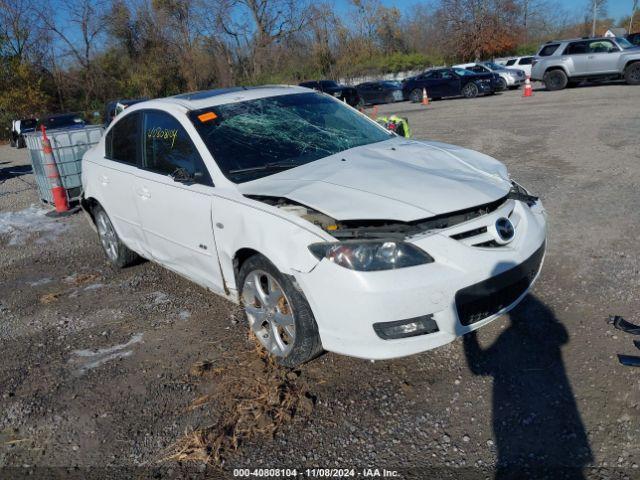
[[402, 68, 497, 102], [299, 80, 362, 108], [356, 80, 404, 105], [104, 98, 147, 126], [9, 118, 37, 148], [628, 32, 640, 47], [37, 113, 85, 131]]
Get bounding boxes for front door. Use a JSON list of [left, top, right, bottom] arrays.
[[587, 39, 620, 74], [133, 109, 224, 293]]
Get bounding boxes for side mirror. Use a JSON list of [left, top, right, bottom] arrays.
[[170, 167, 195, 184]]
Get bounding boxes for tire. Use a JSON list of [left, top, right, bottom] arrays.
[[624, 62, 640, 85], [385, 93, 395, 104], [462, 82, 479, 98], [9, 137, 16, 148], [93, 204, 139, 268], [543, 69, 568, 91], [409, 88, 422, 103], [17, 136, 26, 148], [496, 77, 507, 91], [239, 254, 323, 367]]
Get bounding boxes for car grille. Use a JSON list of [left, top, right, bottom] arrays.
[[447, 201, 517, 248], [455, 242, 545, 326]]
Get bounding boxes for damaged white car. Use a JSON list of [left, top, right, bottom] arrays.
[[81, 86, 547, 366]]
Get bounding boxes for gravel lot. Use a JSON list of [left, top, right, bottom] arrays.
[[1, 84, 639, 479]]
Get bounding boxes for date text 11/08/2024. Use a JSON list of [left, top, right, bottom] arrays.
[[232, 468, 400, 477]]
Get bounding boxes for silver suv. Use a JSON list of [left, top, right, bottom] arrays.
[[531, 37, 640, 90]]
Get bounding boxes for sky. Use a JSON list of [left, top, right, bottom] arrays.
[[332, 0, 633, 23]]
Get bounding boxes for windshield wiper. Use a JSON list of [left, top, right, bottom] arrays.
[[228, 162, 300, 175]]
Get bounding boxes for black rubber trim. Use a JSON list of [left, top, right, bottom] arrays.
[[373, 315, 439, 340], [455, 242, 545, 326]]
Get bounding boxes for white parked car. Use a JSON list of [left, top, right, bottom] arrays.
[[504, 56, 535, 76], [81, 86, 547, 366], [453, 62, 526, 89]]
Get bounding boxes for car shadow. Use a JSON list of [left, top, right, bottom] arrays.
[[0, 164, 33, 182], [463, 266, 593, 479]]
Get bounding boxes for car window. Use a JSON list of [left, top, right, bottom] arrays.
[[506, 59, 516, 66], [188, 92, 392, 183], [423, 71, 438, 79], [538, 44, 560, 56], [588, 40, 618, 53], [628, 34, 640, 46], [564, 41, 589, 54], [106, 112, 139, 164], [142, 110, 212, 185], [468, 65, 486, 73], [518, 57, 533, 65], [441, 70, 456, 79]]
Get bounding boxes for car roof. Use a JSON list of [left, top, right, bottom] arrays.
[[545, 37, 614, 44], [130, 85, 311, 111]]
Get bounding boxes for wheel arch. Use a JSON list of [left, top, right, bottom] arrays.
[[544, 65, 569, 76], [624, 59, 640, 70]]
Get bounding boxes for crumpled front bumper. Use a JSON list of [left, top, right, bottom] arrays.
[[294, 199, 547, 360]]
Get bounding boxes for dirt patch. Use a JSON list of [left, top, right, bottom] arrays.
[[169, 342, 315, 467]]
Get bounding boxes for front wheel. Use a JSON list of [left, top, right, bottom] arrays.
[[93, 205, 139, 268], [624, 62, 640, 85], [496, 77, 507, 91], [462, 82, 479, 98], [239, 254, 323, 367], [543, 69, 568, 91]]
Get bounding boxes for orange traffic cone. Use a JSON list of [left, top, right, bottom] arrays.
[[421, 88, 429, 106], [523, 75, 533, 97], [41, 125, 69, 213]]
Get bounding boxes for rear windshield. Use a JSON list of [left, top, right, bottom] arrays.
[[189, 92, 392, 183], [506, 59, 516, 65], [538, 44, 560, 56], [40, 114, 84, 129]]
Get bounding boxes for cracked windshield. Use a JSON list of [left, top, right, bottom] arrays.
[[189, 92, 392, 183]]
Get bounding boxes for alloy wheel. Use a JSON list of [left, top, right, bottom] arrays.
[[242, 270, 296, 357], [96, 211, 119, 262]]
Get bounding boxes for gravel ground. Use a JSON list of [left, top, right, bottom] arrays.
[[1, 84, 639, 480]]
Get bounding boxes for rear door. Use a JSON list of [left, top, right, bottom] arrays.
[[133, 109, 224, 292], [586, 39, 620, 74], [440, 70, 461, 96], [97, 112, 147, 255], [562, 41, 589, 75]]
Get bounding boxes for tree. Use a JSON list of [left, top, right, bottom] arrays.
[[587, 0, 608, 36], [439, 0, 522, 61]]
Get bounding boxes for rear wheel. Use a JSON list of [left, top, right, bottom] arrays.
[[239, 254, 323, 367], [93, 205, 139, 268], [496, 77, 507, 91], [543, 69, 568, 91], [624, 62, 640, 85], [462, 82, 479, 98], [385, 93, 395, 104], [409, 88, 422, 103]]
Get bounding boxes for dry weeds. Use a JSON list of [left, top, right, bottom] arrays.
[[167, 341, 315, 467]]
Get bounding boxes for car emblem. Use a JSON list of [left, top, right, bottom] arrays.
[[494, 217, 515, 243]]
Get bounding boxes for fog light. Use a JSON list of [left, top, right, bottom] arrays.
[[373, 315, 438, 340]]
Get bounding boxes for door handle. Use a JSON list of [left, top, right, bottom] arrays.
[[136, 187, 151, 200]]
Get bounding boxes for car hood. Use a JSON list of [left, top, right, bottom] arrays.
[[239, 138, 512, 222]]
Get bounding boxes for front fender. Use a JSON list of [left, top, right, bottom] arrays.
[[211, 196, 327, 293]]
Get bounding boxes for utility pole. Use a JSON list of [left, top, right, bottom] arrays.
[[591, 0, 597, 37], [631, 0, 639, 33]]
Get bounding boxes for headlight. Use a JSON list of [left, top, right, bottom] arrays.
[[308, 240, 434, 271]]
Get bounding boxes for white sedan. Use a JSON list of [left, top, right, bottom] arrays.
[[81, 86, 547, 366]]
